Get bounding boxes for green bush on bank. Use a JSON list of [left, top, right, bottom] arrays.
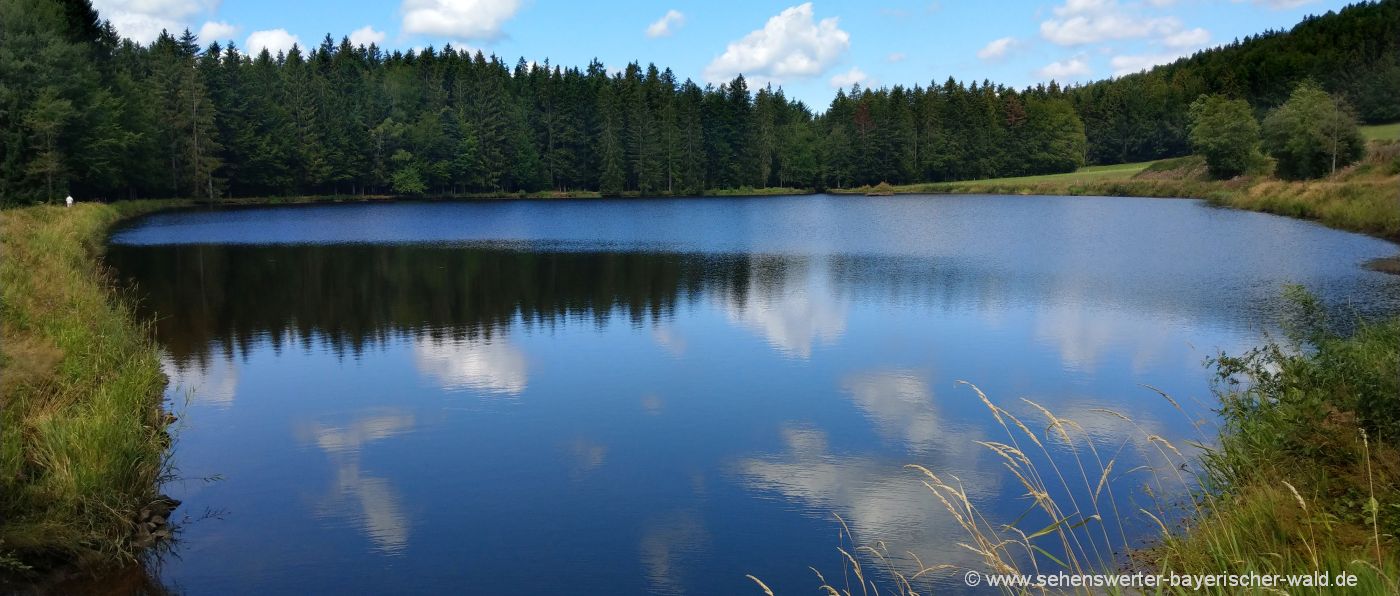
[[1189, 95, 1265, 179], [1153, 288, 1399, 592], [1263, 82, 1367, 181]]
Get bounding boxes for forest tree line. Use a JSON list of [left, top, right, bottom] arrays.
[[2, 0, 1397, 204]]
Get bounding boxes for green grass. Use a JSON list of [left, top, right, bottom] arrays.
[[0, 200, 184, 579], [957, 160, 1163, 186], [704, 186, 814, 197], [1361, 122, 1400, 142], [833, 160, 1165, 193]]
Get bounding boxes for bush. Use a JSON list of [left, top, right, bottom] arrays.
[[1154, 287, 1400, 589], [1213, 287, 1399, 444], [1262, 81, 1366, 180], [1188, 94, 1264, 179]]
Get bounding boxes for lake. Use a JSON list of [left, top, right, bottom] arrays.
[[105, 194, 1400, 594]]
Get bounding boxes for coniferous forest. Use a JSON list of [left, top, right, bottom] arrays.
[[1, 0, 1397, 205]]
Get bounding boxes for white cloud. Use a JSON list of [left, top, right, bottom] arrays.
[[1039, 0, 1181, 46], [349, 25, 387, 47], [886, 52, 906, 63], [93, 0, 219, 44], [1037, 56, 1092, 79], [1239, 0, 1316, 8], [401, 0, 521, 41], [197, 21, 237, 43], [646, 9, 685, 38], [829, 67, 868, 89], [1163, 27, 1209, 49], [432, 41, 480, 56], [703, 3, 851, 85], [1110, 52, 1185, 75], [102, 14, 181, 44], [246, 28, 301, 56], [1054, 0, 1114, 15], [977, 36, 1018, 60]]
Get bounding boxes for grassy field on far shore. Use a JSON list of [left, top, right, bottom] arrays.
[[837, 144, 1400, 242], [1362, 122, 1400, 142], [935, 159, 1163, 186]]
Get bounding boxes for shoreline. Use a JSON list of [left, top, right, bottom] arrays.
[[94, 146, 1399, 247], [101, 168, 1400, 270], [830, 176, 1400, 244]]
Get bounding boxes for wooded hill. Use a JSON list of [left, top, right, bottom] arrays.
[[1, 0, 1396, 204]]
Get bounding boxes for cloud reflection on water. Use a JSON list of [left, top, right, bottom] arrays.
[[737, 424, 995, 581], [412, 336, 528, 395], [300, 412, 415, 555], [161, 352, 238, 408], [639, 510, 710, 595], [719, 257, 846, 359], [841, 370, 950, 454]]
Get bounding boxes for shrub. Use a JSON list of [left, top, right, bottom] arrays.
[[1189, 94, 1264, 179], [1262, 81, 1366, 180]]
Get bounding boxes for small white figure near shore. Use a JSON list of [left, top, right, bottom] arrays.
[[65, 195, 74, 208]]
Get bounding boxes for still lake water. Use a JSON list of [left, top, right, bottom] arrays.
[[106, 195, 1400, 594]]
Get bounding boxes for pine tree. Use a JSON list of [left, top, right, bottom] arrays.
[[22, 92, 74, 202], [675, 80, 706, 194], [283, 44, 328, 192], [595, 82, 625, 196]]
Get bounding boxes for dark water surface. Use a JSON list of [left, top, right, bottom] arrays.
[[106, 195, 1400, 594]]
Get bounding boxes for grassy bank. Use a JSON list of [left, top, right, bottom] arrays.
[[0, 200, 185, 579], [836, 144, 1400, 242]]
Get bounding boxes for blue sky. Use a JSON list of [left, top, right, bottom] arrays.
[[93, 0, 1350, 108]]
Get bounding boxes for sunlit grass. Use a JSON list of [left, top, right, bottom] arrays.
[[1360, 122, 1400, 142], [850, 160, 1164, 192], [1, 200, 181, 577]]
